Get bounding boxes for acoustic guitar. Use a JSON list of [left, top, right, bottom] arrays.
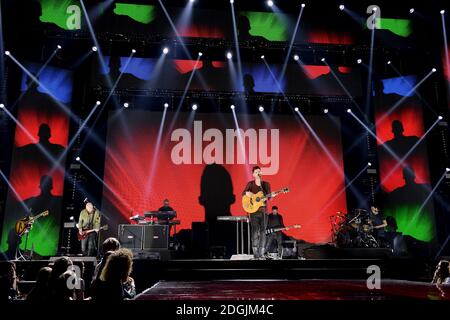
[[15, 210, 49, 237], [77, 225, 108, 241], [242, 187, 289, 214]]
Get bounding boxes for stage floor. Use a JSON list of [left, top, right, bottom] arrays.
[[135, 279, 450, 300]]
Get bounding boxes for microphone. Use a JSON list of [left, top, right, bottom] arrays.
[[83, 198, 88, 204]]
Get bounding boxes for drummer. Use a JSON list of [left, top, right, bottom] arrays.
[[369, 206, 388, 245]]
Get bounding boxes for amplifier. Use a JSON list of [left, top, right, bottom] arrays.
[[118, 224, 145, 249], [143, 225, 169, 250]]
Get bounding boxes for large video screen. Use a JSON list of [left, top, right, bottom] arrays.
[[101, 110, 347, 244]]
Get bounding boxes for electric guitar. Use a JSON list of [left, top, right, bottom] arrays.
[[77, 225, 108, 241], [266, 224, 301, 235], [15, 210, 49, 237], [242, 187, 290, 214]]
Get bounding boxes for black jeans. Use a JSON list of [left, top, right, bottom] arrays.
[[249, 209, 267, 258], [265, 232, 283, 257], [81, 233, 97, 256]]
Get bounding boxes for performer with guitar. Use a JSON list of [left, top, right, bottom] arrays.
[[242, 166, 272, 260], [77, 200, 101, 256]]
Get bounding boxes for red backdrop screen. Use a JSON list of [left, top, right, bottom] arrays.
[[102, 111, 347, 243]]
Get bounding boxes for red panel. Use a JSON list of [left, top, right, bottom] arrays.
[[302, 65, 331, 79], [179, 25, 225, 39], [103, 113, 347, 243], [173, 60, 204, 74], [307, 31, 354, 45]]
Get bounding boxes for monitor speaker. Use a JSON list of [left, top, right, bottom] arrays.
[[143, 225, 169, 250]]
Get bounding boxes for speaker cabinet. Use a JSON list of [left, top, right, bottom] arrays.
[[143, 225, 169, 250], [118, 224, 144, 249]]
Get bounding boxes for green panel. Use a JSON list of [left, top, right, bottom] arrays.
[[385, 205, 434, 242], [113, 3, 156, 25], [241, 11, 288, 41], [39, 0, 81, 30], [378, 18, 412, 37], [0, 216, 60, 257]]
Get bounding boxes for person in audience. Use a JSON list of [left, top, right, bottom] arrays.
[[26, 266, 52, 302], [432, 260, 450, 285], [48, 256, 73, 299], [0, 261, 19, 301], [92, 248, 135, 301], [92, 237, 121, 282]]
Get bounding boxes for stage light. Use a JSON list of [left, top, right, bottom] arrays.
[[323, 109, 329, 114], [438, 116, 443, 120], [0, 104, 4, 109], [69, 216, 74, 221], [347, 108, 352, 113], [387, 60, 391, 65], [357, 59, 362, 64], [294, 107, 299, 112], [321, 57, 325, 62], [446, 168, 450, 172], [131, 49, 136, 54], [339, 5, 345, 11], [75, 156, 81, 162], [261, 55, 265, 59], [123, 102, 129, 108], [372, 7, 377, 12], [226, 52, 233, 60], [432, 68, 437, 72], [368, 162, 372, 167], [164, 103, 169, 108], [57, 45, 62, 50], [192, 104, 198, 111], [189, 0, 195, 3], [230, 0, 234, 3], [163, 47, 169, 55], [259, 106, 265, 112], [267, 1, 274, 7], [301, 3, 306, 7], [230, 104, 235, 110], [96, 101, 101, 106], [4, 51, 10, 56], [294, 54, 299, 61], [440, 10, 445, 15], [409, 8, 414, 14], [92, 46, 98, 52], [198, 52, 203, 57]]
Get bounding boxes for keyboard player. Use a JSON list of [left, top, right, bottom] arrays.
[[158, 199, 174, 214], [157, 199, 176, 236]]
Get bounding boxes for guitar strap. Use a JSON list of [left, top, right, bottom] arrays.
[[87, 211, 94, 230]]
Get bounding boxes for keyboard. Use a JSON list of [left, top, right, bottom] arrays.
[[217, 216, 248, 222]]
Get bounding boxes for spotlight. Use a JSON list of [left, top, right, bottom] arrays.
[[226, 52, 233, 60], [57, 45, 62, 50], [259, 106, 264, 112], [261, 55, 265, 59], [163, 47, 169, 55], [164, 103, 169, 108], [123, 102, 129, 108], [368, 162, 372, 167], [446, 168, 450, 172], [190, 0, 195, 2], [320, 57, 325, 62], [198, 52, 203, 57], [267, 1, 274, 7], [230, 104, 235, 110], [372, 7, 377, 12], [339, 5, 345, 11], [192, 104, 198, 111], [440, 10, 445, 15], [323, 109, 329, 114], [75, 156, 81, 162], [230, 0, 234, 3], [432, 68, 437, 73], [409, 8, 414, 14], [92, 46, 98, 52], [0, 103, 4, 109], [4, 51, 10, 56], [387, 60, 391, 65], [438, 116, 443, 120], [96, 101, 101, 106], [357, 59, 362, 64], [294, 54, 299, 61], [69, 216, 74, 221], [301, 3, 305, 8], [347, 108, 352, 113], [131, 49, 136, 54], [294, 107, 299, 112]]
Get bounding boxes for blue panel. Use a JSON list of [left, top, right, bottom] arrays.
[[100, 56, 156, 81], [21, 64, 73, 104], [241, 63, 285, 93], [382, 75, 417, 97]]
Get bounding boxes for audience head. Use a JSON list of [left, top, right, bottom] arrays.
[[100, 248, 133, 283]]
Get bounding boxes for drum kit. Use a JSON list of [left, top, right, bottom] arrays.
[[330, 209, 379, 248]]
